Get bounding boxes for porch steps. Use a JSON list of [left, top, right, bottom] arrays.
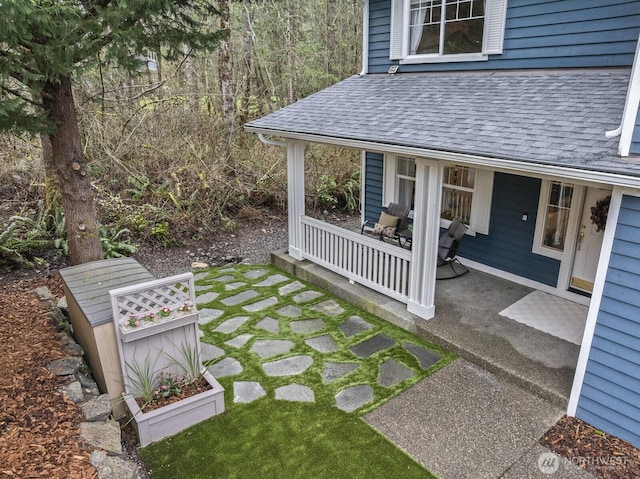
[[272, 249, 575, 408]]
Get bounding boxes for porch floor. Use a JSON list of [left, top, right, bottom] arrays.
[[272, 249, 581, 407]]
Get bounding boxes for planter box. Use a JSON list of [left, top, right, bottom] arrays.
[[124, 370, 225, 447]]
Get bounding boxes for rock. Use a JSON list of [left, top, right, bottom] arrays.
[[33, 286, 55, 301], [57, 295, 68, 310], [79, 421, 123, 454], [191, 262, 209, 269], [82, 394, 112, 422], [75, 371, 100, 397], [47, 357, 83, 376], [60, 381, 85, 403], [90, 450, 141, 479], [65, 340, 84, 357]]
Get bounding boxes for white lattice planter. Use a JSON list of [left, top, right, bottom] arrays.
[[124, 370, 225, 448], [110, 272, 225, 446]]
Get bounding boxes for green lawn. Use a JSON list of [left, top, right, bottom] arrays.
[[139, 265, 452, 478]]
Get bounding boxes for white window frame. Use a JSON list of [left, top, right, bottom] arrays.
[[384, 156, 493, 234], [390, 0, 507, 63], [532, 180, 584, 261]]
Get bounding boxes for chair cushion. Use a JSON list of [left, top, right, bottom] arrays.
[[373, 212, 398, 236], [378, 211, 399, 227]]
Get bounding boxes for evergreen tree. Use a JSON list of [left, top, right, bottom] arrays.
[[0, 1, 222, 264]]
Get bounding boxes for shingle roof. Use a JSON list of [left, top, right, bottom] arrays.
[[245, 69, 640, 177]]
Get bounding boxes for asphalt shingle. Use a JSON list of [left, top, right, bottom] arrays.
[[245, 69, 640, 176]]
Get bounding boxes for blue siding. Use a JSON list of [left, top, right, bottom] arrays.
[[364, 152, 384, 223], [362, 162, 561, 285], [631, 105, 640, 155], [576, 194, 640, 449], [457, 172, 560, 286], [369, 0, 640, 74]]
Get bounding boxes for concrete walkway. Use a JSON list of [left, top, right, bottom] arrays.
[[272, 251, 596, 478]]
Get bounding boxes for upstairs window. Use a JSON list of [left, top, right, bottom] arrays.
[[409, 0, 485, 56], [390, 0, 507, 63]]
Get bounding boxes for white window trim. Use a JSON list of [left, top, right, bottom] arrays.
[[390, 0, 507, 62], [532, 180, 584, 261], [384, 155, 493, 235]]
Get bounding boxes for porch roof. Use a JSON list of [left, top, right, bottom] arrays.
[[245, 68, 640, 179]]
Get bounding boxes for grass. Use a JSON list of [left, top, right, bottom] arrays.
[[140, 400, 437, 479], [139, 264, 454, 478]]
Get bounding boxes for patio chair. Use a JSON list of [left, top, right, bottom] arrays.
[[437, 218, 469, 279], [361, 202, 411, 246]]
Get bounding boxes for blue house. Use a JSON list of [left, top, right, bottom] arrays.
[[245, 1, 640, 448]]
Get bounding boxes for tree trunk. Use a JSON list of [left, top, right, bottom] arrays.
[[238, 0, 253, 127], [217, 0, 235, 152], [42, 77, 103, 265]]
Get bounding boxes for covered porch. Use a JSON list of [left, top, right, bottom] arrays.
[[273, 248, 582, 406]]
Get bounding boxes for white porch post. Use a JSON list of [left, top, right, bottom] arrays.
[[287, 141, 306, 260], [407, 158, 443, 319]]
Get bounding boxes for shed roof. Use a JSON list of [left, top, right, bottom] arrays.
[[245, 68, 640, 178]]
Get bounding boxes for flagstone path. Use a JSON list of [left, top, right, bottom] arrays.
[[195, 266, 446, 413]]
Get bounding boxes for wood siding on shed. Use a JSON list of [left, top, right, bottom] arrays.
[[369, 0, 640, 74], [576, 194, 640, 449]]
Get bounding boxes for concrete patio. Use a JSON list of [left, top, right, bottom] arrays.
[[272, 249, 582, 408]]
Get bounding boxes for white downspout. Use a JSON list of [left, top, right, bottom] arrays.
[[605, 34, 640, 157], [258, 133, 287, 148], [359, 0, 369, 76]]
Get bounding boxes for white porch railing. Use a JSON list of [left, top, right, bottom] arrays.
[[300, 215, 412, 303]]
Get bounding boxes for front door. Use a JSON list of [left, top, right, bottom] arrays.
[[570, 187, 611, 294]]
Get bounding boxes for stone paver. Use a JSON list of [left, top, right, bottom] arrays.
[[378, 359, 415, 387], [278, 281, 305, 296], [243, 296, 278, 312], [403, 342, 442, 370], [263, 355, 313, 376], [290, 318, 325, 334], [292, 290, 323, 303], [200, 343, 225, 362], [311, 300, 345, 316], [213, 274, 234, 282], [322, 362, 359, 384], [221, 290, 259, 306], [198, 308, 224, 325], [225, 334, 254, 349], [339, 316, 374, 337], [244, 269, 267, 279], [277, 305, 302, 317], [335, 385, 374, 412], [209, 357, 243, 377], [234, 381, 266, 403], [225, 281, 247, 291], [305, 335, 339, 353], [197, 291, 219, 304], [275, 384, 315, 402], [255, 274, 289, 287], [250, 339, 294, 359], [256, 317, 280, 334], [350, 333, 396, 358], [194, 272, 209, 281], [195, 284, 211, 292], [214, 316, 250, 334]]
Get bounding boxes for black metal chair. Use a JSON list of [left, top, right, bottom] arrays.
[[437, 218, 469, 279], [361, 202, 411, 246]]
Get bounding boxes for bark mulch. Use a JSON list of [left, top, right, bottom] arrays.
[[0, 274, 96, 479], [542, 415, 640, 478]]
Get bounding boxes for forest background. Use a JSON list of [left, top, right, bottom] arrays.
[[0, 0, 362, 270]]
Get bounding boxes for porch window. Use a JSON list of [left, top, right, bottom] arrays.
[[383, 157, 493, 234], [390, 0, 507, 63], [441, 165, 474, 225]]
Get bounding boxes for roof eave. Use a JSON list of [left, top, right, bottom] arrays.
[[245, 125, 640, 189]]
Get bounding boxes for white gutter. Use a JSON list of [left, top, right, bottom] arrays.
[[359, 0, 369, 76], [258, 133, 287, 148], [245, 125, 640, 189], [605, 33, 640, 157]]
